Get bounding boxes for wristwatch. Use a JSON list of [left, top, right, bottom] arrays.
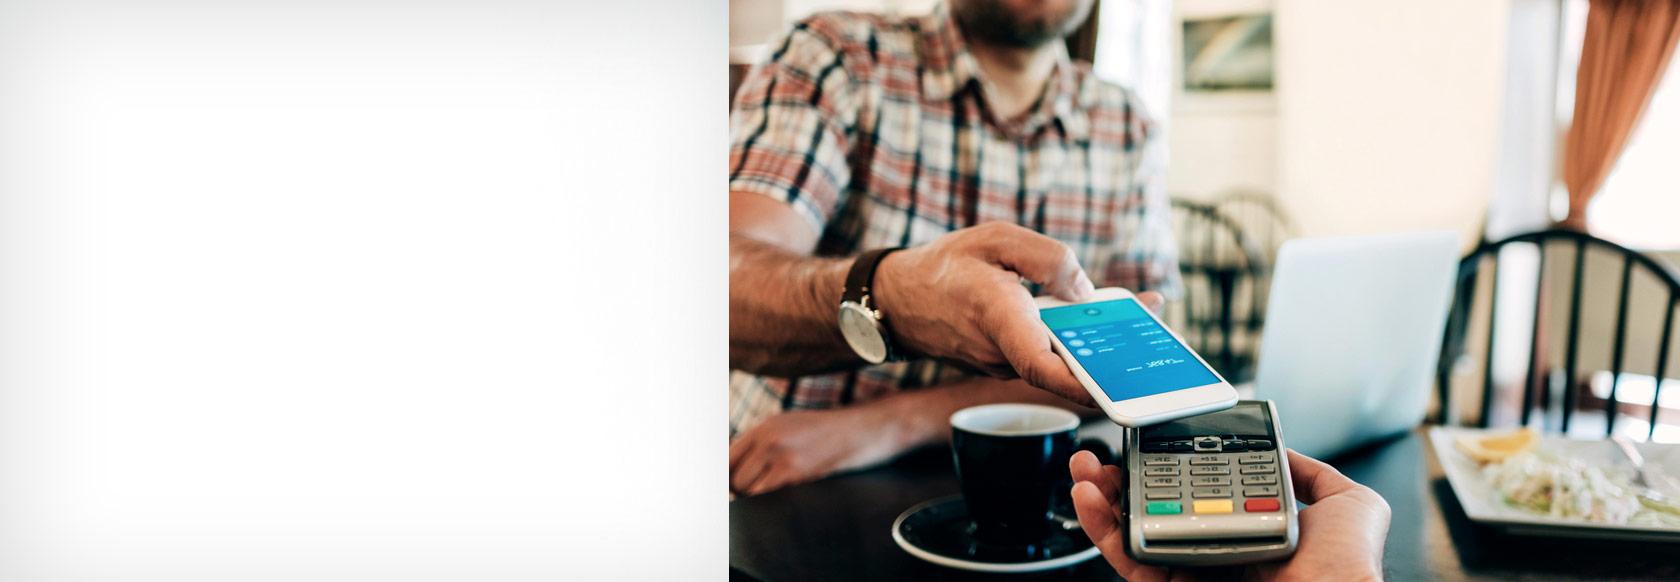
[[838, 247, 905, 365]]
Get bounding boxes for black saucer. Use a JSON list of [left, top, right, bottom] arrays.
[[891, 495, 1101, 573]]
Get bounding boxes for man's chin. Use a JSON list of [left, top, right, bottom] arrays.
[[990, 31, 1063, 50], [952, 0, 1092, 49]]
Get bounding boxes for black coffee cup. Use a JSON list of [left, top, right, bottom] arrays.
[[949, 404, 1111, 547]]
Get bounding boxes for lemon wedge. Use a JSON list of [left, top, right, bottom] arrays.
[[1454, 427, 1538, 464]]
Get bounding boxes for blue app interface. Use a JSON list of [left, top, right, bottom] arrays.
[[1040, 298, 1219, 402]]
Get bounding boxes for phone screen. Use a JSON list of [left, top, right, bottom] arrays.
[[1040, 298, 1220, 402]]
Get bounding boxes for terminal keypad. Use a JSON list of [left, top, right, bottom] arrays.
[[1140, 436, 1282, 516]]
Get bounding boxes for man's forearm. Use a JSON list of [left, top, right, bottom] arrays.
[[729, 234, 860, 375]]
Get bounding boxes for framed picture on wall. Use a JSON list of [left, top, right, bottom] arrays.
[[1183, 13, 1273, 91], [1175, 0, 1274, 112]]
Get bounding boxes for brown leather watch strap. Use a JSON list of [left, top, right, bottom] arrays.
[[841, 247, 904, 305]]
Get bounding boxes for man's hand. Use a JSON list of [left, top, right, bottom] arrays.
[[873, 222, 1164, 405], [729, 376, 1097, 497], [732, 191, 1163, 406], [728, 405, 915, 496], [1068, 449, 1391, 582]]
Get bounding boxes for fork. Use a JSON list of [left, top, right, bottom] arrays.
[[1611, 434, 1680, 504]]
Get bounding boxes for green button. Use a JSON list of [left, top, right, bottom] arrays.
[[1146, 501, 1182, 515]]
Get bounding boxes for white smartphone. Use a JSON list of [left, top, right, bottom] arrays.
[[1036, 287, 1237, 427]]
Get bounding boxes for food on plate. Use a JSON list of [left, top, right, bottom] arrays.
[[1454, 427, 1538, 464], [1643, 495, 1680, 519], [1441, 428, 1680, 527], [1484, 451, 1641, 524]]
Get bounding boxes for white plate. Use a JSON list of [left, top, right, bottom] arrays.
[[1428, 426, 1680, 542]]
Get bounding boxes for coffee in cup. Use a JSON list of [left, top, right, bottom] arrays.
[[949, 403, 1109, 547]]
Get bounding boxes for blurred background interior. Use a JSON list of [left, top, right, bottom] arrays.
[[731, 0, 1680, 443]]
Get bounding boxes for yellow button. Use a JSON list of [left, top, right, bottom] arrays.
[[1192, 500, 1234, 514]]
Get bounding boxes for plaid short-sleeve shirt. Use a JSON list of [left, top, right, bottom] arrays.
[[728, 5, 1180, 437]]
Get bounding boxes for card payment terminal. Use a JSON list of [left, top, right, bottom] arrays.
[[1124, 400, 1299, 566]]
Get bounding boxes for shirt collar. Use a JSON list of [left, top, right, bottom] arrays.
[[920, 2, 1091, 141]]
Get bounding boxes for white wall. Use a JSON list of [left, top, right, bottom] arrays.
[[1168, 112, 1277, 200], [1163, 0, 1276, 201], [731, 0, 785, 48], [1167, 0, 1513, 240], [1272, 0, 1510, 240], [1487, 0, 1564, 239]]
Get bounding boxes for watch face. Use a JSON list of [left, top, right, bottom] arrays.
[[838, 303, 889, 364]]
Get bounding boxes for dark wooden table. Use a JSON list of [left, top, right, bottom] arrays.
[[730, 421, 1680, 581]]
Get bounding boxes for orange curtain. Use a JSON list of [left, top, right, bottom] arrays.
[[1561, 0, 1680, 230]]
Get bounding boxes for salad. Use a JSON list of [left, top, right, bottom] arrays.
[[1455, 429, 1680, 526], [1483, 451, 1643, 523]]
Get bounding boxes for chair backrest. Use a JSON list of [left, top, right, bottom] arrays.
[[1437, 229, 1680, 439], [1169, 198, 1268, 383], [1211, 191, 1296, 265], [1210, 192, 1295, 339]]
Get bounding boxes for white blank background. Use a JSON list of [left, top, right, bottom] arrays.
[[0, 1, 723, 579]]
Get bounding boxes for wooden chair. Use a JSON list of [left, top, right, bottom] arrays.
[[1210, 192, 1295, 348], [1211, 191, 1295, 264], [1437, 229, 1680, 440], [1169, 198, 1268, 383]]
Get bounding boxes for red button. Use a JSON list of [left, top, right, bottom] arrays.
[[1244, 498, 1281, 512]]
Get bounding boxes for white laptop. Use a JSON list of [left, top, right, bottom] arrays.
[[1252, 231, 1461, 459]]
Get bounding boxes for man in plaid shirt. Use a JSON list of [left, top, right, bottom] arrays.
[[728, 0, 1179, 496]]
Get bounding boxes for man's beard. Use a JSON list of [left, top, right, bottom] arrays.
[[951, 0, 1094, 49]]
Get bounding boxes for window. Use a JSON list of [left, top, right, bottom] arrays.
[[1574, 6, 1680, 249]]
